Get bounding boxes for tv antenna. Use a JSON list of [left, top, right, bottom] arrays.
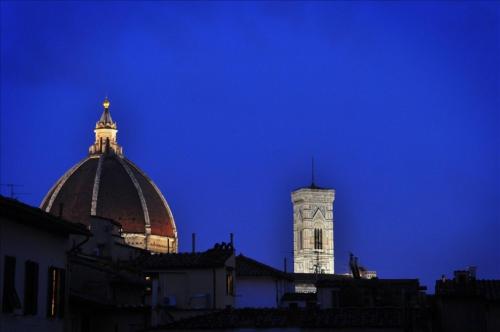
[[311, 157, 315, 187], [0, 183, 30, 199]]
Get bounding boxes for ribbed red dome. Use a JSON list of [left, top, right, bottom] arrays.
[[41, 154, 176, 238], [41, 98, 177, 253]]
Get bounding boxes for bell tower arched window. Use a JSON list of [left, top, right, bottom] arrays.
[[314, 228, 323, 250]]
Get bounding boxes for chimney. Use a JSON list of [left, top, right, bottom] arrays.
[[192, 233, 196, 253], [468, 266, 477, 279]]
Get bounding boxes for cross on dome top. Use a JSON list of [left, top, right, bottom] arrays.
[[103, 96, 110, 109], [96, 97, 116, 129]]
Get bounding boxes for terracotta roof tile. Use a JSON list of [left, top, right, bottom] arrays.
[[236, 254, 291, 279], [141, 244, 234, 269], [1, 195, 90, 236]]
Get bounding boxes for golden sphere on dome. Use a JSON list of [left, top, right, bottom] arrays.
[[102, 97, 110, 109]]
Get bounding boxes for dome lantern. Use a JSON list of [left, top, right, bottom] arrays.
[[89, 97, 123, 156]]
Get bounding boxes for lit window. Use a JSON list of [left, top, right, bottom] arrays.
[[314, 229, 323, 250], [226, 271, 234, 296], [46, 267, 65, 318]]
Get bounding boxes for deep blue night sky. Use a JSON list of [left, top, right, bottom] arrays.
[[1, 1, 499, 290]]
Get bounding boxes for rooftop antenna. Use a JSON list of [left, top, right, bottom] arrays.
[[311, 157, 316, 188], [192, 233, 196, 253], [0, 183, 29, 199]]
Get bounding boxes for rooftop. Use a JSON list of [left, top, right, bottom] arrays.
[[140, 242, 234, 270], [436, 278, 500, 302], [293, 273, 351, 283], [1, 195, 91, 236], [236, 254, 292, 280], [316, 277, 421, 288]]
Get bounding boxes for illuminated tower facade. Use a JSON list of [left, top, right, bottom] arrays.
[[292, 184, 335, 275]]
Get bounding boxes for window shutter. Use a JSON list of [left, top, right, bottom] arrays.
[[2, 256, 21, 313]]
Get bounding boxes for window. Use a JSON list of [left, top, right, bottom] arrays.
[[299, 230, 303, 250], [2, 256, 21, 313], [47, 267, 65, 318], [314, 229, 323, 250], [225, 271, 234, 296], [24, 261, 39, 315]]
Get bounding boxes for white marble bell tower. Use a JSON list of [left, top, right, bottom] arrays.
[[292, 182, 335, 274]]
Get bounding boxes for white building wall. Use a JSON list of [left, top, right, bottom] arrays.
[[0, 217, 68, 332], [292, 188, 335, 275], [235, 277, 286, 308], [154, 256, 235, 310]]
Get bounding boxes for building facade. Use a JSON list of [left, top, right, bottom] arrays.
[[235, 254, 293, 308], [0, 196, 90, 332], [434, 268, 500, 332], [142, 243, 236, 327], [292, 186, 335, 275], [68, 216, 150, 332]]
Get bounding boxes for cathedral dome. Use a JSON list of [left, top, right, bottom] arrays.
[[41, 98, 177, 253]]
